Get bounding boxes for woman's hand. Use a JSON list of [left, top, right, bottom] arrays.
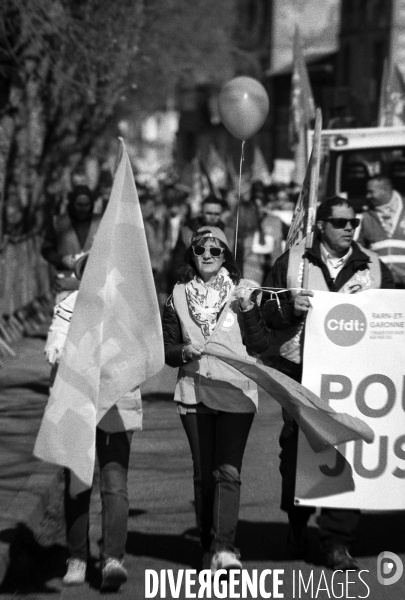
[[183, 343, 204, 361], [234, 284, 255, 311], [293, 290, 314, 316]]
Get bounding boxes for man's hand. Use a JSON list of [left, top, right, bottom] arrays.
[[293, 290, 314, 316]]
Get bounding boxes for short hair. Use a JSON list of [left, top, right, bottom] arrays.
[[316, 196, 355, 222], [201, 194, 225, 210], [177, 236, 241, 285], [367, 175, 392, 189]]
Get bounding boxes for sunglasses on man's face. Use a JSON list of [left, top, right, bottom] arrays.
[[192, 245, 224, 258], [324, 218, 360, 229]]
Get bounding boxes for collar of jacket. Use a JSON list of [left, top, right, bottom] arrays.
[[306, 238, 371, 269]]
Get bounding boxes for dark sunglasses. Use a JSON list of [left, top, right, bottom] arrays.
[[192, 245, 224, 258], [324, 218, 360, 229]]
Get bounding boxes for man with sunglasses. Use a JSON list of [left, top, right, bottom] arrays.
[[257, 196, 394, 571]]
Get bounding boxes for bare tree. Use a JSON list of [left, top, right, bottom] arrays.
[[0, 0, 237, 240]]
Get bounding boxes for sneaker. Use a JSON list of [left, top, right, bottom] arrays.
[[326, 546, 359, 571], [287, 524, 308, 559], [62, 558, 87, 586], [101, 558, 128, 591], [211, 550, 242, 572]]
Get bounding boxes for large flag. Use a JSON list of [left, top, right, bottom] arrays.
[[205, 350, 374, 452], [289, 27, 316, 185], [34, 139, 164, 489], [378, 60, 405, 126]]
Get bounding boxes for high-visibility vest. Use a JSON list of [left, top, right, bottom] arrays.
[[172, 281, 258, 412], [361, 207, 405, 284]]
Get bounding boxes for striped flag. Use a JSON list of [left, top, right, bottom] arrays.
[[34, 139, 164, 490], [205, 350, 374, 451]]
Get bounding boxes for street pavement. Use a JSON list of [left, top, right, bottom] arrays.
[[0, 335, 404, 599]]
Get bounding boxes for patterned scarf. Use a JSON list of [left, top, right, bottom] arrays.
[[185, 267, 233, 339]]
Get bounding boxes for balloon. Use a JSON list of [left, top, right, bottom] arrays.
[[218, 77, 269, 140]]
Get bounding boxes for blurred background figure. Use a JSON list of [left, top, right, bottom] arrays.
[[93, 170, 114, 215], [226, 181, 284, 286], [41, 185, 101, 302], [139, 187, 168, 308], [357, 175, 405, 288]]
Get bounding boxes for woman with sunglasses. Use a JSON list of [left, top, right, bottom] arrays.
[[162, 226, 263, 574]]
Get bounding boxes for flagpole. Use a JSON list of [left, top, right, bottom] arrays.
[[302, 108, 322, 289], [378, 59, 389, 127]]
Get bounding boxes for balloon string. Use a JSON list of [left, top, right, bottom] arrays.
[[234, 140, 245, 259]]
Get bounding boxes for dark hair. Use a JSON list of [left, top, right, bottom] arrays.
[[202, 194, 225, 210], [316, 196, 355, 222], [67, 185, 94, 217], [177, 237, 241, 285]]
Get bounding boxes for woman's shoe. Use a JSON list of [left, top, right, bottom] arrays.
[[211, 550, 242, 572], [62, 558, 87, 586]]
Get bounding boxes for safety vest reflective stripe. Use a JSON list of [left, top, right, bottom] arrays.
[[378, 255, 405, 264], [370, 239, 405, 251]]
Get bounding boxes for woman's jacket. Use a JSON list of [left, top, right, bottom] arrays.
[[163, 280, 269, 413]]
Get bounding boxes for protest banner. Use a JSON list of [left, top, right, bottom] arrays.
[[295, 289, 405, 510]]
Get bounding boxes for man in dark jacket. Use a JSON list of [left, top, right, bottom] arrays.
[[242, 196, 394, 570]]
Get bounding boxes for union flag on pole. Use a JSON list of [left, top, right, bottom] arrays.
[[378, 60, 405, 126], [289, 27, 316, 185], [34, 139, 164, 490], [286, 108, 322, 250], [289, 27, 315, 148]]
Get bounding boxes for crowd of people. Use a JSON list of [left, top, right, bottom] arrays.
[[40, 170, 299, 310], [38, 166, 405, 590]]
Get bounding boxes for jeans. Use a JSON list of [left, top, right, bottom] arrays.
[[277, 357, 360, 551], [64, 428, 133, 561], [180, 407, 254, 554]]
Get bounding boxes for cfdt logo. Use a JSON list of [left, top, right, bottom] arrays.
[[377, 551, 404, 586], [324, 304, 367, 346]]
